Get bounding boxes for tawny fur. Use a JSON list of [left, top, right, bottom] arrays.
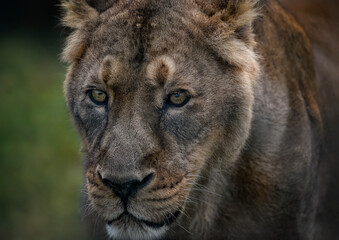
[[61, 0, 332, 239]]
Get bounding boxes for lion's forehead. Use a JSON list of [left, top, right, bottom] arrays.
[[77, 25, 204, 94], [87, 5, 197, 62]]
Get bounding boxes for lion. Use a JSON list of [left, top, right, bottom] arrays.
[[60, 0, 336, 239]]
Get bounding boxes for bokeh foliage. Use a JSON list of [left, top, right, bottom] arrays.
[[0, 33, 86, 240]]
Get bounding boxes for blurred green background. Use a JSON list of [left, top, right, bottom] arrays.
[[0, 1, 86, 239]]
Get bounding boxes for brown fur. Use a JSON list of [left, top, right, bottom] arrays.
[[61, 0, 334, 239]]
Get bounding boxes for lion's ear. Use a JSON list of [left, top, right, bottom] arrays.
[[61, 0, 116, 62], [196, 0, 258, 44], [61, 0, 98, 29], [194, 0, 260, 71], [61, 0, 116, 29]]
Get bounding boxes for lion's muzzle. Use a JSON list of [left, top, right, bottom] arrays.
[[97, 169, 155, 207]]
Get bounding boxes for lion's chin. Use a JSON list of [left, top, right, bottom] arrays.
[[105, 211, 180, 240], [106, 217, 168, 240], [106, 224, 168, 240]]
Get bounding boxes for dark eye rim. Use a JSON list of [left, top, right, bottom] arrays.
[[164, 90, 191, 108], [87, 89, 108, 105]]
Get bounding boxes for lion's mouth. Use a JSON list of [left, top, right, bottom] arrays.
[[107, 210, 181, 229]]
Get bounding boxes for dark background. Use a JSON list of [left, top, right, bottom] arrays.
[[0, 1, 338, 240], [0, 1, 85, 239], [1, 0, 62, 33]]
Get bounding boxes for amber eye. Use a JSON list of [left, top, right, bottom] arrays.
[[167, 90, 190, 107], [89, 90, 108, 105]]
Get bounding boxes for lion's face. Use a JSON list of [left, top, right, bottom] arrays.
[[63, 0, 259, 238]]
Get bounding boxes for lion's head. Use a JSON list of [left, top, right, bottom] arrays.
[[62, 0, 259, 238]]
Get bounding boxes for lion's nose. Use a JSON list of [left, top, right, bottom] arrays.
[[98, 171, 154, 203]]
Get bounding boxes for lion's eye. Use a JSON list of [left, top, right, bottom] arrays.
[[89, 90, 108, 105], [167, 90, 190, 107]]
